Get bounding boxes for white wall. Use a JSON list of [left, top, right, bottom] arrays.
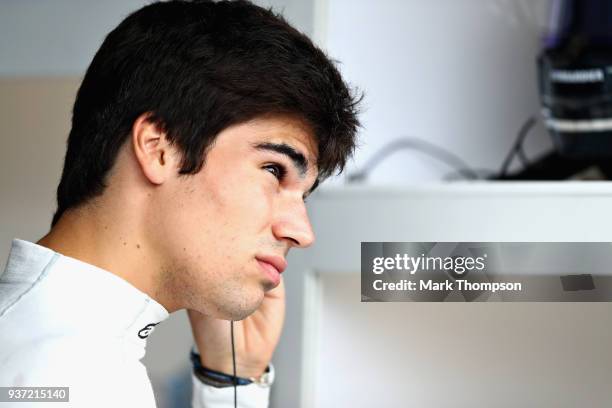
[[316, 274, 612, 407], [320, 0, 553, 184]]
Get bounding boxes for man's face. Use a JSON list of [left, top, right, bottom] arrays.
[[150, 115, 318, 320]]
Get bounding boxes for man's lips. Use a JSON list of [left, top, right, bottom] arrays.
[[255, 255, 287, 274]]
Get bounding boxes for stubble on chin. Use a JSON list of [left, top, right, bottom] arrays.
[[157, 259, 262, 320]]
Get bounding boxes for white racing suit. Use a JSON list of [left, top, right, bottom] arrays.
[[0, 239, 270, 407]]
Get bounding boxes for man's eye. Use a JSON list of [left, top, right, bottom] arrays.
[[263, 163, 287, 181]]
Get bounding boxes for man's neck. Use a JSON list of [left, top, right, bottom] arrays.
[[36, 206, 178, 312]]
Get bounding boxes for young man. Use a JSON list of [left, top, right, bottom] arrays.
[[0, 1, 360, 407]]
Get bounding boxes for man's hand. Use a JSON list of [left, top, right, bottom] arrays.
[[188, 277, 286, 379]]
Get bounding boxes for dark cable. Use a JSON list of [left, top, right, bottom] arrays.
[[447, 115, 538, 180], [346, 137, 481, 182], [498, 115, 538, 177], [346, 116, 539, 182], [231, 320, 237, 408], [516, 145, 530, 167]]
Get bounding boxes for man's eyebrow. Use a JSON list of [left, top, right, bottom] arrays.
[[253, 142, 309, 176]]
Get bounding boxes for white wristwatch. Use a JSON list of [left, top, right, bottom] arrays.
[[249, 363, 275, 387]]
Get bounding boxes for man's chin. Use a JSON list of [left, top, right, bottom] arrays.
[[218, 293, 265, 321], [222, 307, 257, 321]]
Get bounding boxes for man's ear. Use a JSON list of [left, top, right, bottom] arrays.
[[131, 113, 179, 185]]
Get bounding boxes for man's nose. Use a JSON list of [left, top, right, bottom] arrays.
[[272, 198, 315, 248]]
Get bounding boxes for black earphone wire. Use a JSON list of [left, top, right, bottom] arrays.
[[231, 320, 237, 408]]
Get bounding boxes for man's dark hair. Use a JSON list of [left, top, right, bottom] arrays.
[[51, 0, 361, 227]]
